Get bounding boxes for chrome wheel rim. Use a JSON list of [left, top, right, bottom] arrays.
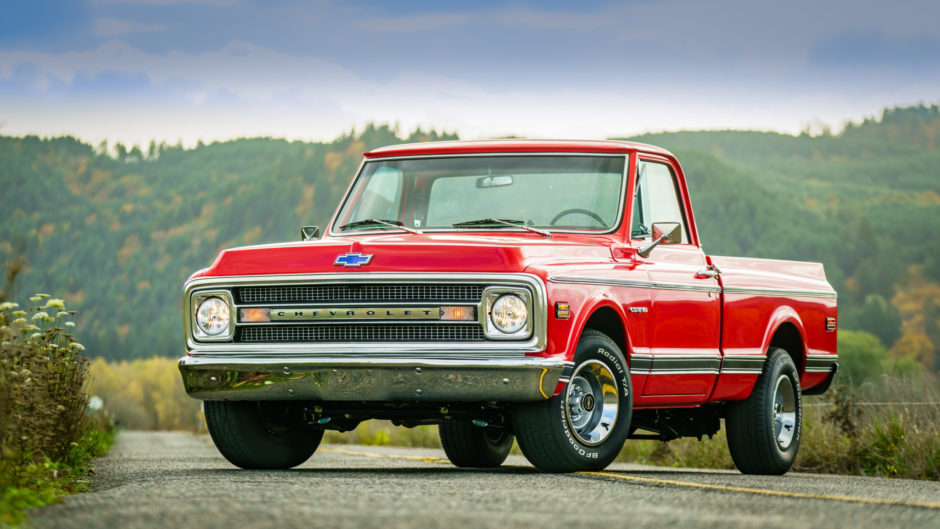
[[773, 375, 797, 450], [565, 360, 619, 446]]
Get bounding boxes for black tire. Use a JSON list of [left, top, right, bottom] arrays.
[[726, 347, 803, 475], [439, 419, 513, 468], [513, 329, 632, 472], [204, 400, 322, 469]]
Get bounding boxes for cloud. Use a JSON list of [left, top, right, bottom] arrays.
[[2, 1, 940, 146], [0, 40, 360, 100], [94, 18, 169, 36], [357, 13, 475, 32], [91, 0, 234, 5]]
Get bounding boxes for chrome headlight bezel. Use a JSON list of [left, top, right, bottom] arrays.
[[483, 288, 532, 340], [191, 290, 234, 341]]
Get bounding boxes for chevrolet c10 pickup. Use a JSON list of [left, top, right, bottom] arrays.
[[179, 139, 838, 474]]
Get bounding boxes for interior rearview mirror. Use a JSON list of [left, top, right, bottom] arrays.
[[300, 225, 320, 241], [638, 222, 681, 257], [476, 174, 514, 188]]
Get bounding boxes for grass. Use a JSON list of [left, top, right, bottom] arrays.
[[321, 373, 939, 480]]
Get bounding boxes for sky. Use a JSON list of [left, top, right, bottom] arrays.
[[1, 0, 939, 147]]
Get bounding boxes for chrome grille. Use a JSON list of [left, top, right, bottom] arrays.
[[236, 284, 485, 305], [237, 324, 485, 343]]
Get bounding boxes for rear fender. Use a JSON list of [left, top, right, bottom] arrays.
[[761, 306, 807, 374]]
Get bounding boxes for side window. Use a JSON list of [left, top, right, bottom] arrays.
[[632, 161, 689, 243]]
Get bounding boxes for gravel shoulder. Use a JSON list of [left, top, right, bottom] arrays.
[[27, 431, 940, 529]]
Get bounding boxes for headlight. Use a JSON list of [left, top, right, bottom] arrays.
[[196, 297, 230, 336], [490, 294, 528, 334]]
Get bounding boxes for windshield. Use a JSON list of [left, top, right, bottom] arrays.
[[332, 155, 626, 234]]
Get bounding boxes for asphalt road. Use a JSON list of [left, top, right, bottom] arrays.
[[28, 431, 940, 529]]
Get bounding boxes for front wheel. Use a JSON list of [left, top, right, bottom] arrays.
[[725, 347, 803, 475], [204, 400, 322, 469], [513, 330, 632, 472], [439, 419, 513, 468]]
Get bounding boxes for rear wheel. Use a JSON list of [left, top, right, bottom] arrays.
[[439, 419, 513, 468], [204, 400, 322, 469], [513, 330, 632, 472], [726, 347, 802, 475]]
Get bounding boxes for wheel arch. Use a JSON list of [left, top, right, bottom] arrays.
[[565, 298, 631, 364], [582, 305, 629, 360], [762, 306, 807, 375]]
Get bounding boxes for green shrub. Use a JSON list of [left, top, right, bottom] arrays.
[[0, 295, 113, 526]]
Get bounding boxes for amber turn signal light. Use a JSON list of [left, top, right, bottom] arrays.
[[239, 307, 271, 323], [439, 306, 476, 321], [555, 302, 570, 319]]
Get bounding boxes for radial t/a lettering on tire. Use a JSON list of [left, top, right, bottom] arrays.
[[725, 347, 803, 475], [513, 329, 632, 472]]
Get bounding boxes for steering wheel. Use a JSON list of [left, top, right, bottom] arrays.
[[550, 208, 609, 229]]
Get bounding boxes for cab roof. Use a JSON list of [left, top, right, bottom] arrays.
[[364, 139, 674, 158]]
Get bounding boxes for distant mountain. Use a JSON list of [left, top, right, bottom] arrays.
[[1, 106, 938, 365]]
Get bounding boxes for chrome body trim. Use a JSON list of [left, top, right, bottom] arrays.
[[178, 354, 565, 402], [548, 275, 721, 294], [720, 355, 766, 375], [549, 276, 834, 298], [805, 354, 839, 373], [183, 273, 547, 354], [628, 353, 722, 375], [723, 286, 838, 299], [328, 153, 630, 238]]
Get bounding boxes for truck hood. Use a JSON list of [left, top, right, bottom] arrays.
[[197, 233, 615, 277]]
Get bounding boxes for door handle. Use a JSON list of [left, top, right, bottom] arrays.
[[695, 266, 720, 279]]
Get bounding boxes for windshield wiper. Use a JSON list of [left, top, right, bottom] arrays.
[[452, 218, 550, 238], [339, 219, 421, 235]]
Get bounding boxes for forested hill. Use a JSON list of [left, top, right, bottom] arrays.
[[1, 105, 938, 369]]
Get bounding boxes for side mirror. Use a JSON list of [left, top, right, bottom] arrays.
[[300, 225, 320, 241], [637, 222, 681, 257]]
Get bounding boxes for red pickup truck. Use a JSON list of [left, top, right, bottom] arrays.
[[179, 140, 838, 474]]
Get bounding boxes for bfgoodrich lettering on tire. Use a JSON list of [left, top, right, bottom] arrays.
[[726, 347, 802, 475], [513, 329, 632, 472]]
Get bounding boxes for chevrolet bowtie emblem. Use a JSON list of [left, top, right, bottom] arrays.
[[334, 252, 373, 267]]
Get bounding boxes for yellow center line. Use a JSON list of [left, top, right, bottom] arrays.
[[322, 446, 940, 510], [582, 471, 940, 510], [322, 446, 452, 465]]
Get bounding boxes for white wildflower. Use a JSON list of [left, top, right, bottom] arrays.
[[29, 333, 42, 341], [29, 296, 41, 303], [69, 343, 85, 352], [0, 302, 17, 311], [12, 318, 27, 327], [44, 299, 65, 310], [32, 312, 49, 321], [36, 294, 50, 299], [12, 311, 26, 318], [21, 324, 40, 333], [65, 321, 75, 328], [56, 311, 69, 318]]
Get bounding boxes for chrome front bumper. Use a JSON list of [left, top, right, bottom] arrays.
[[178, 355, 567, 402]]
